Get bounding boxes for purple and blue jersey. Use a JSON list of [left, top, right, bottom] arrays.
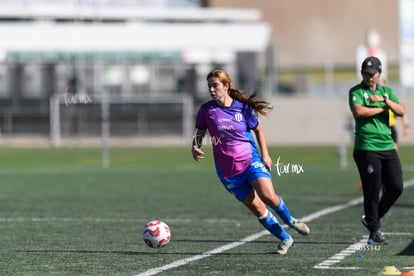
[[195, 99, 260, 179]]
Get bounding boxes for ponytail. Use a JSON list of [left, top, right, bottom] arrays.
[[207, 70, 272, 116]]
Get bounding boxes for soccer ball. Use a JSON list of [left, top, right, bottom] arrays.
[[142, 220, 171, 248]]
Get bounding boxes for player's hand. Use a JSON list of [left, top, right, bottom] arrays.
[[262, 155, 273, 172], [192, 146, 205, 162], [369, 95, 383, 104], [403, 125, 409, 136]]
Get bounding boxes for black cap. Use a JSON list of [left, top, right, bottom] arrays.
[[361, 56, 382, 74]]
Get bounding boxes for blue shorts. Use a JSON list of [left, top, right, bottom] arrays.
[[218, 158, 271, 202]]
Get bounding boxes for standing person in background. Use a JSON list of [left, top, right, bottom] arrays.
[[191, 69, 310, 255], [380, 78, 410, 150], [389, 109, 409, 150], [349, 56, 405, 245]]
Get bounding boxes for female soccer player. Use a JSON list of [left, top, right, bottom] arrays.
[[191, 70, 310, 254]]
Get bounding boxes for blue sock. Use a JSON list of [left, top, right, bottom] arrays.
[[259, 209, 291, 240], [273, 196, 293, 224]]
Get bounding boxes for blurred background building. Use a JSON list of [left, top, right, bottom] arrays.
[[0, 0, 413, 146], [0, 0, 270, 146]]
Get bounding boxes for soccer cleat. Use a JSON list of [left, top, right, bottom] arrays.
[[276, 237, 294, 255], [289, 218, 310, 235], [367, 231, 388, 245]]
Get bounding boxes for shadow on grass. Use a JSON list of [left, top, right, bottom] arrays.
[[398, 239, 414, 256]]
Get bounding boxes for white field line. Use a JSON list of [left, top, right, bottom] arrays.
[[1, 179, 412, 274], [313, 237, 368, 270], [135, 178, 414, 276], [312, 178, 414, 271], [313, 232, 412, 270], [135, 198, 365, 276]]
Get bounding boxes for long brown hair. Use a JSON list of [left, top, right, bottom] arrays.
[[206, 69, 272, 116]]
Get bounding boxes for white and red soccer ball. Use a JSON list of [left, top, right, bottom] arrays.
[[142, 220, 171, 248]]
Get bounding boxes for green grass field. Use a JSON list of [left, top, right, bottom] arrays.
[[1, 146, 414, 276]]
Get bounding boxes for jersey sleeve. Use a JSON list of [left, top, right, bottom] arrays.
[[245, 105, 259, 130], [195, 105, 207, 130], [349, 86, 364, 107]]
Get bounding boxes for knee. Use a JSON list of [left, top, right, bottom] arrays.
[[243, 196, 267, 217]]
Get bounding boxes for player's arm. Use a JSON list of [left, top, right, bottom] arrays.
[[402, 113, 410, 135], [253, 124, 272, 171], [351, 103, 386, 118], [191, 128, 206, 162], [364, 94, 406, 117], [383, 98, 405, 117]]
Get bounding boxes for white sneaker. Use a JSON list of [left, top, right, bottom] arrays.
[[289, 218, 310, 235], [276, 237, 294, 255]]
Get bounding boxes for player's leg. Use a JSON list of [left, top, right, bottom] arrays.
[[218, 170, 291, 243], [354, 150, 387, 245], [378, 150, 403, 219], [251, 177, 310, 235], [242, 189, 289, 239], [242, 190, 293, 254], [354, 150, 382, 231]]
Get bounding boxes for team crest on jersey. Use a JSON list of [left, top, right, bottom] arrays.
[[363, 92, 369, 99], [234, 112, 243, 122]]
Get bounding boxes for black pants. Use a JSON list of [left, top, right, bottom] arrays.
[[353, 150, 403, 232]]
